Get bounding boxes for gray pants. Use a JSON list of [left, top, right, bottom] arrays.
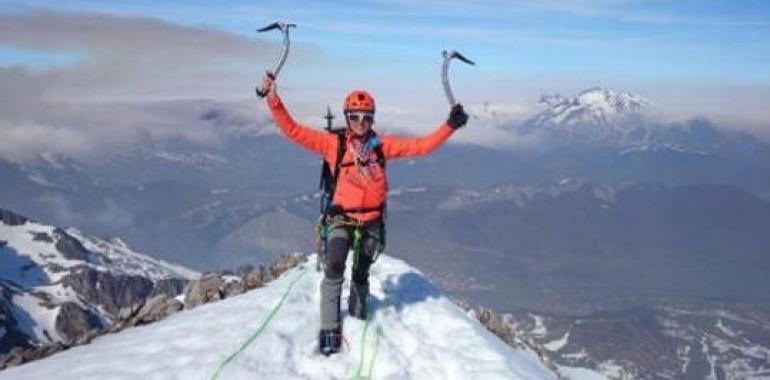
[[320, 217, 384, 330]]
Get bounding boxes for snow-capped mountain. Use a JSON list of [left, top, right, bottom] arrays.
[[519, 87, 653, 145], [0, 208, 199, 355], [0, 253, 605, 380], [529, 87, 652, 128]]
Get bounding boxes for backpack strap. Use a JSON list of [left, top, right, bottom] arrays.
[[373, 143, 385, 169], [318, 131, 347, 214], [331, 132, 347, 190]]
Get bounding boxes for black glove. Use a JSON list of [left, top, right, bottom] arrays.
[[447, 103, 468, 129], [255, 71, 276, 98]]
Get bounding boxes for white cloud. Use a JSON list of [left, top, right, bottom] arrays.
[[1, 7, 768, 163], [0, 119, 92, 162], [0, 10, 300, 162], [0, 9, 327, 101]]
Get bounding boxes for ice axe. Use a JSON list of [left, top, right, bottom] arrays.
[[441, 50, 475, 106], [255, 21, 296, 98]]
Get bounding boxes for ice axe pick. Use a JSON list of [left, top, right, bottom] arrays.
[[441, 50, 475, 107], [255, 21, 296, 98]]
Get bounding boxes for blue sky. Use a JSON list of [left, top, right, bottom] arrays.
[[3, 0, 768, 84], [1, 0, 769, 161]]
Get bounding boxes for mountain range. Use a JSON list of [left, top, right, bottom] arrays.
[[0, 208, 197, 356], [3, 87, 770, 378]]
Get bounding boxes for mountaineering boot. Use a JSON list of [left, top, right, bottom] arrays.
[[319, 327, 342, 356], [348, 281, 369, 320]]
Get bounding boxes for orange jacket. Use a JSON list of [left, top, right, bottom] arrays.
[[266, 92, 455, 221]]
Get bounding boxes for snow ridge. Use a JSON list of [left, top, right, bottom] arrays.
[[0, 254, 604, 380]]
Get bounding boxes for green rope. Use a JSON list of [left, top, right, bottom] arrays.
[[351, 314, 373, 379], [352, 226, 363, 269], [366, 325, 381, 379], [208, 268, 308, 380], [349, 299, 382, 380]]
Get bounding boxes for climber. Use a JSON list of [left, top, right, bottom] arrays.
[[257, 74, 468, 356]]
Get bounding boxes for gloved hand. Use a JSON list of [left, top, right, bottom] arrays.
[[255, 71, 276, 98], [447, 103, 468, 129]]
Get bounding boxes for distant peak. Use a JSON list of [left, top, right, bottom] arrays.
[[527, 87, 652, 132], [1, 208, 29, 226]]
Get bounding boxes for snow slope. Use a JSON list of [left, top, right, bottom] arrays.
[[0, 254, 603, 380]]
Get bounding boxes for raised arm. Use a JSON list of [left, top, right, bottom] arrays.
[[260, 75, 332, 156], [381, 123, 455, 159], [381, 104, 469, 159]]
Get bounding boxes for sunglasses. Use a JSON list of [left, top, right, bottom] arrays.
[[347, 112, 375, 124]]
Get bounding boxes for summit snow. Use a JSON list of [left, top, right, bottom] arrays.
[[0, 254, 605, 380]]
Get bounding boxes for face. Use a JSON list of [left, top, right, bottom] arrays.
[[347, 112, 374, 137]]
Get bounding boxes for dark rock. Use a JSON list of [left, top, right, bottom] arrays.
[[149, 278, 187, 298], [268, 253, 307, 277], [0, 288, 34, 356], [130, 295, 183, 326], [0, 208, 28, 226], [0, 343, 67, 370], [53, 228, 93, 262], [60, 268, 185, 319], [61, 268, 155, 316], [222, 278, 245, 298], [183, 253, 307, 310], [0, 347, 26, 369], [457, 301, 556, 372], [54, 302, 105, 344], [183, 273, 226, 310], [474, 305, 520, 348], [241, 265, 268, 290], [30, 232, 53, 243]]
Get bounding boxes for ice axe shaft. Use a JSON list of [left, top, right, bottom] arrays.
[[256, 21, 296, 97], [441, 50, 475, 106]]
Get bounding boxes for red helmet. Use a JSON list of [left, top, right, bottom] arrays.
[[343, 90, 376, 113]]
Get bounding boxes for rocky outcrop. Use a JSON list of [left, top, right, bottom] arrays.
[[456, 300, 557, 373], [150, 278, 187, 298], [0, 208, 28, 226], [109, 294, 184, 332], [30, 232, 54, 243], [54, 302, 105, 344], [0, 344, 66, 370], [0, 270, 187, 370], [474, 305, 522, 348], [183, 273, 229, 309], [134, 295, 184, 325], [0, 253, 307, 370], [60, 268, 185, 317], [53, 228, 93, 262], [0, 285, 32, 356], [184, 253, 307, 310]]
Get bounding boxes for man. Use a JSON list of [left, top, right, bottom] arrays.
[[258, 74, 468, 355]]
